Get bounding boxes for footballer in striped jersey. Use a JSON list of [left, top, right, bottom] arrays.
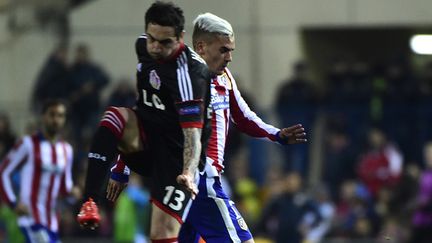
[[0, 100, 76, 243]]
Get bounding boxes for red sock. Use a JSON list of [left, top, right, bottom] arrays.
[[151, 238, 178, 243]]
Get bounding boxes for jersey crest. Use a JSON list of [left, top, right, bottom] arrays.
[[211, 81, 229, 111], [149, 70, 161, 90]]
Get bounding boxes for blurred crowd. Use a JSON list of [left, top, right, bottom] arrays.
[[1, 45, 432, 243]]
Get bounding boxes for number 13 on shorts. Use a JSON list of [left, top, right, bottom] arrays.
[[163, 186, 186, 211]]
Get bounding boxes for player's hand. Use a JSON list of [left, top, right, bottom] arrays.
[[177, 173, 198, 200], [106, 178, 128, 202], [279, 124, 307, 144], [77, 198, 100, 230], [14, 202, 29, 216]]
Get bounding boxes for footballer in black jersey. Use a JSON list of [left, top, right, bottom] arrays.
[[130, 33, 212, 221], [79, 2, 212, 239], [135, 33, 211, 163]]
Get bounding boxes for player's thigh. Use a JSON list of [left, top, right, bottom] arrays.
[[119, 107, 146, 152], [189, 197, 252, 243], [121, 152, 153, 177], [191, 176, 253, 243], [149, 135, 193, 221], [150, 175, 193, 225], [178, 221, 202, 243]]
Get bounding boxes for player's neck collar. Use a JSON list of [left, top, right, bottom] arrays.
[[156, 42, 185, 64]]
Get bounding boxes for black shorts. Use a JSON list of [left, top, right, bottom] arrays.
[[120, 110, 193, 223]]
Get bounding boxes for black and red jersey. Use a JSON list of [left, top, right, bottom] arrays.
[[134, 34, 212, 171], [135, 34, 211, 133]]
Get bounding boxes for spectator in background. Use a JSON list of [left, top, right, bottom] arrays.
[[390, 163, 420, 222], [275, 61, 316, 176], [69, 43, 109, 145], [0, 100, 78, 243], [324, 58, 372, 146], [0, 112, 16, 160], [410, 141, 432, 243], [303, 184, 335, 243], [322, 120, 357, 201], [357, 127, 403, 198], [255, 172, 321, 243], [380, 58, 419, 162], [106, 78, 136, 108], [31, 44, 71, 113], [333, 180, 379, 239]]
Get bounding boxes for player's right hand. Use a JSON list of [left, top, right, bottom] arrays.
[[177, 173, 198, 200], [106, 178, 128, 202], [77, 198, 100, 230]]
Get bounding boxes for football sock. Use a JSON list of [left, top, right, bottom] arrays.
[[151, 238, 178, 243], [83, 107, 126, 202]]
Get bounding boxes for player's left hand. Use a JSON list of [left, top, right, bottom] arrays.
[[106, 178, 128, 202], [279, 124, 307, 144], [177, 173, 198, 200]]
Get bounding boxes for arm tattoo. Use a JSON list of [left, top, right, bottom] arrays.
[[182, 127, 202, 175]]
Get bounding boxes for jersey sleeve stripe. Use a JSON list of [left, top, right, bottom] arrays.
[[177, 53, 195, 101], [177, 59, 189, 101], [229, 74, 280, 140], [181, 53, 194, 101], [177, 67, 186, 101], [180, 54, 192, 100]]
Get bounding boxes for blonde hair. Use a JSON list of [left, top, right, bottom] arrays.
[[192, 13, 234, 48]]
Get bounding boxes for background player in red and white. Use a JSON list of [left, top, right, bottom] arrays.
[[0, 100, 76, 243], [109, 12, 307, 243], [77, 2, 212, 243]]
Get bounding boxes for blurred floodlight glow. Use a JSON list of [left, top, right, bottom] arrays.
[[410, 35, 432, 55]]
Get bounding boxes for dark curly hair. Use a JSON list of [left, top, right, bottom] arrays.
[[145, 1, 185, 38]]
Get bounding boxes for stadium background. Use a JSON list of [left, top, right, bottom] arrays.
[[1, 0, 432, 242]]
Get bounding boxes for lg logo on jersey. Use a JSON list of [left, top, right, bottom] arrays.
[[142, 89, 166, 110]]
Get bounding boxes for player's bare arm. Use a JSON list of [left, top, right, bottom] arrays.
[[278, 124, 308, 144], [177, 127, 201, 199]]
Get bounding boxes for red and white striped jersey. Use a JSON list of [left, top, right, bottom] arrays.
[[204, 68, 280, 177], [0, 133, 73, 232]]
